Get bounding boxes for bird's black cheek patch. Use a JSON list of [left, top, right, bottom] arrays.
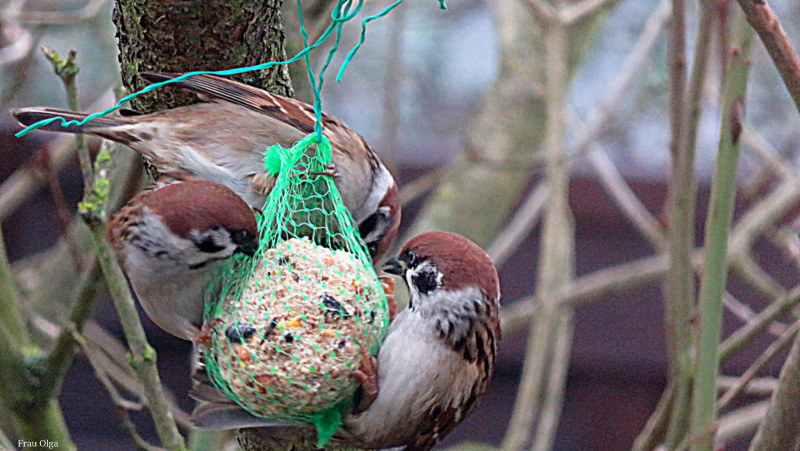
[[196, 236, 225, 254], [413, 270, 439, 295]]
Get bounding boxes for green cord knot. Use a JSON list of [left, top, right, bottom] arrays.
[[264, 133, 333, 176]]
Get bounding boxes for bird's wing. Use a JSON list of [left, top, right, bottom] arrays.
[[140, 72, 325, 134]]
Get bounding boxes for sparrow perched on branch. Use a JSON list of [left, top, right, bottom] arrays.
[[12, 72, 400, 261], [107, 173, 258, 340], [192, 231, 502, 451]]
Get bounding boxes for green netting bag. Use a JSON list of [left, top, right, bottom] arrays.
[[203, 133, 389, 445]]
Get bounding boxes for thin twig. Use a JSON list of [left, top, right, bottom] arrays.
[[586, 143, 666, 251], [720, 284, 800, 363], [41, 46, 92, 201], [379, 4, 406, 177], [33, 260, 101, 405], [568, 0, 671, 163], [490, 0, 670, 268], [740, 124, 798, 182], [399, 166, 450, 206], [730, 254, 787, 303], [735, 0, 800, 114], [717, 321, 799, 409], [729, 178, 800, 258], [716, 401, 768, 444], [723, 291, 787, 337], [631, 381, 676, 451], [0, 87, 115, 222], [502, 253, 671, 335], [717, 376, 777, 395], [748, 319, 800, 450], [689, 14, 754, 449], [75, 332, 161, 451], [520, 0, 559, 23], [37, 148, 84, 269], [487, 183, 549, 267], [663, 0, 695, 443], [42, 48, 185, 450], [560, 0, 615, 24]]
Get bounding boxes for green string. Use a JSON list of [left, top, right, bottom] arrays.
[[336, 0, 404, 82], [15, 0, 442, 139]]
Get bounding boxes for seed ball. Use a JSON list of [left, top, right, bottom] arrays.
[[209, 237, 387, 418]]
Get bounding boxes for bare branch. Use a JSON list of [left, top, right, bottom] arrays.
[[76, 332, 161, 451], [0, 87, 116, 222], [399, 167, 451, 206], [717, 376, 777, 396], [502, 253, 670, 335], [519, 0, 559, 23], [716, 401, 768, 443], [735, 0, 800, 114], [560, 0, 615, 24], [586, 145, 666, 251], [720, 285, 800, 363], [722, 290, 787, 337], [569, 0, 671, 162], [749, 320, 800, 450], [717, 321, 799, 409], [487, 183, 550, 267]]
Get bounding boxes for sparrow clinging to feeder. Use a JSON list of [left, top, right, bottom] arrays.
[[107, 173, 258, 340], [191, 231, 502, 451], [12, 72, 400, 262]]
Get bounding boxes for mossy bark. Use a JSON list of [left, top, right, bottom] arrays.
[[112, 0, 293, 112]]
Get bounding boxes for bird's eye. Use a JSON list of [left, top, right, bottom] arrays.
[[406, 250, 418, 266]]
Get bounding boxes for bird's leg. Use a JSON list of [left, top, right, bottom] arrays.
[[379, 275, 398, 323], [351, 351, 379, 414]]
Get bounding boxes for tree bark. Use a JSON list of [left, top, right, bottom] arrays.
[[113, 0, 293, 111]]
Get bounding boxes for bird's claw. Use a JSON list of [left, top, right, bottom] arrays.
[[309, 163, 339, 179], [194, 318, 223, 347], [379, 275, 397, 323], [351, 351, 379, 414]]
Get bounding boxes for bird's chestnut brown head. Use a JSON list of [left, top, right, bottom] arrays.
[[109, 175, 259, 270], [383, 231, 500, 309], [148, 179, 258, 265]]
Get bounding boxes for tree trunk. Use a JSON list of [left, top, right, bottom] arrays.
[[113, 0, 293, 111]]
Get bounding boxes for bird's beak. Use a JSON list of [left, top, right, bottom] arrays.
[[237, 240, 258, 257], [382, 257, 406, 275]]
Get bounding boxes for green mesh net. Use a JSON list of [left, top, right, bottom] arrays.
[[203, 133, 389, 445]]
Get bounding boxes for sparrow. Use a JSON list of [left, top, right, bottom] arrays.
[[12, 72, 400, 262], [107, 173, 259, 340], [191, 231, 502, 451]]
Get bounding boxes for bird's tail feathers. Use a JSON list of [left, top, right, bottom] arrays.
[[11, 107, 125, 133]]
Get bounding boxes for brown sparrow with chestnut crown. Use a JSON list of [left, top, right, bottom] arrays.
[[190, 231, 501, 451], [108, 173, 258, 341], [12, 72, 400, 262]]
